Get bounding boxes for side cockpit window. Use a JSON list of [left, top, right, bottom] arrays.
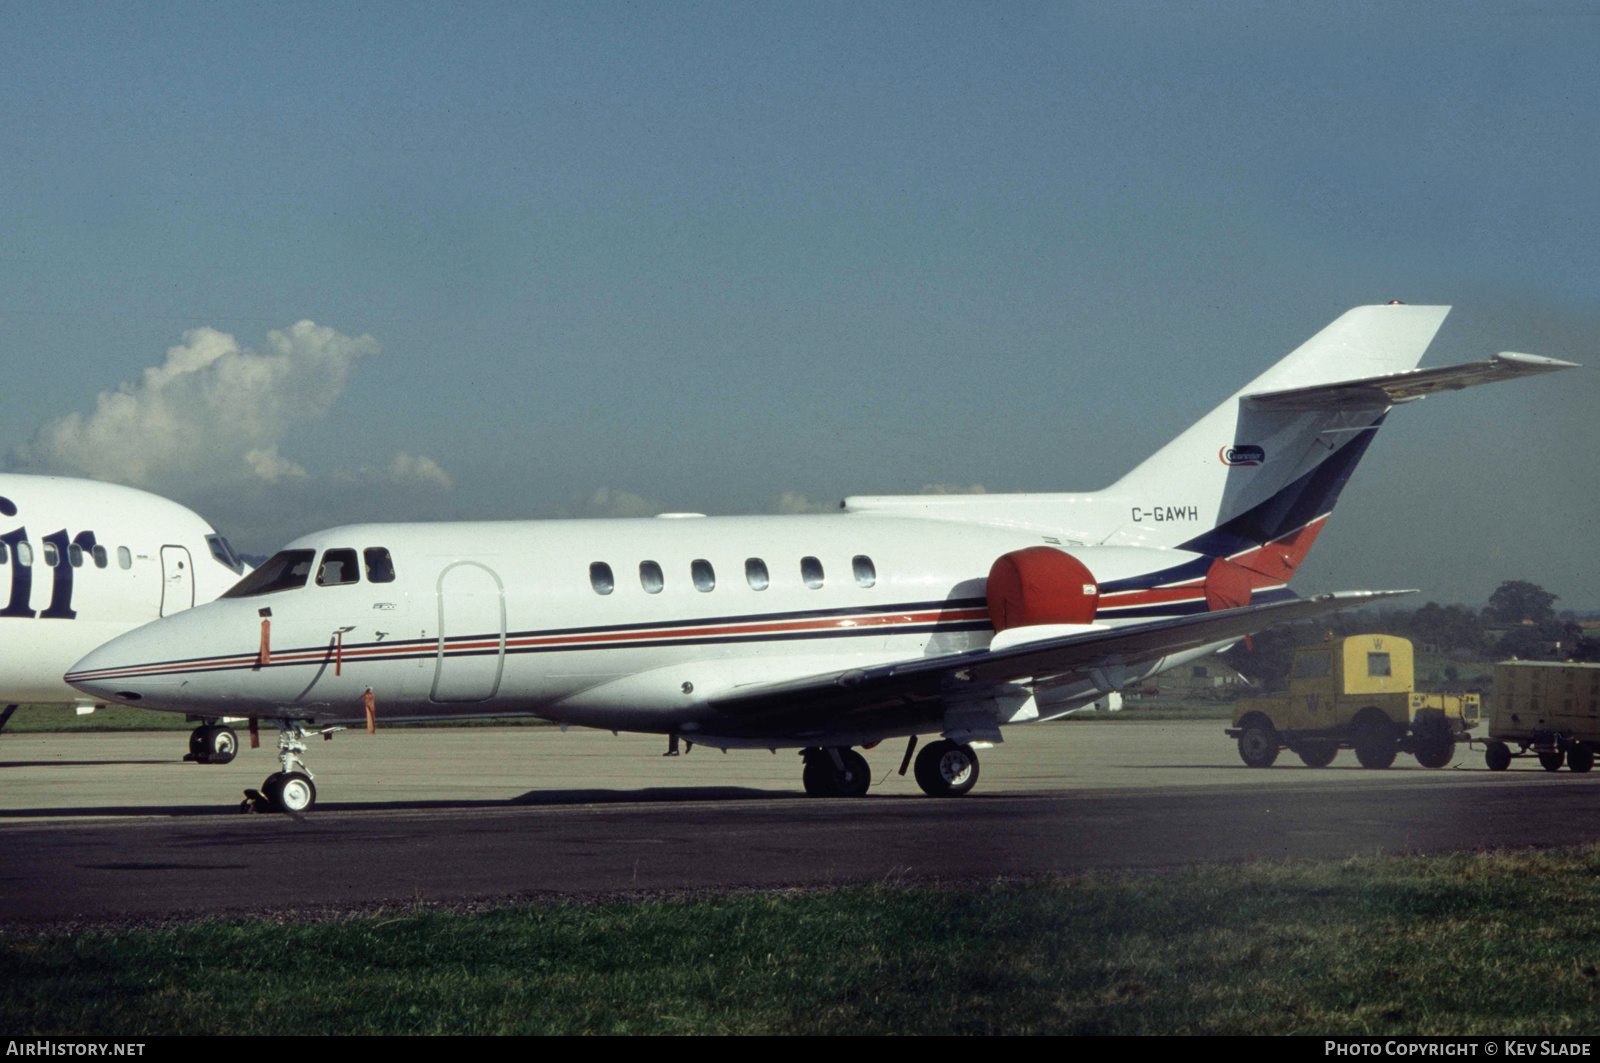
[[364, 547, 396, 584], [316, 549, 360, 587], [221, 549, 316, 598]]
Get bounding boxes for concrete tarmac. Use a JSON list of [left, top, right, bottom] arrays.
[[3, 721, 1597, 927]]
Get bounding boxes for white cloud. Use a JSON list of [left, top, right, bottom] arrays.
[[6, 320, 392, 494], [919, 483, 987, 495], [555, 487, 663, 519], [384, 452, 453, 490], [243, 445, 309, 483], [772, 490, 838, 514]]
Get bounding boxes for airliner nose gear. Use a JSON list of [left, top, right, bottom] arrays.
[[185, 723, 238, 765]]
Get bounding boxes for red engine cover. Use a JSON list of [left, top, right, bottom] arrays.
[[986, 547, 1100, 632]]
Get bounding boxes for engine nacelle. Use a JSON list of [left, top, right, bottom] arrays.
[[987, 547, 1101, 632]]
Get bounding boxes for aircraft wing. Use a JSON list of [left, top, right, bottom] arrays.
[[704, 589, 1413, 736], [1241, 352, 1578, 411]]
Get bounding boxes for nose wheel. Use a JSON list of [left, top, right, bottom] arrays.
[[240, 720, 340, 814], [185, 724, 238, 765]]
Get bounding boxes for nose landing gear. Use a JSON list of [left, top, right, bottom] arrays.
[[241, 720, 343, 814], [185, 723, 238, 765]]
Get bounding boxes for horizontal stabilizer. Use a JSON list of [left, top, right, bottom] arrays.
[[1242, 352, 1579, 412]]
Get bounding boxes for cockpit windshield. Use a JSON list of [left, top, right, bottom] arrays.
[[206, 534, 246, 575], [220, 550, 316, 598]]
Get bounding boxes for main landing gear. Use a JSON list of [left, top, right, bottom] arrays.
[[797, 738, 982, 798], [241, 720, 342, 815], [185, 723, 238, 765]]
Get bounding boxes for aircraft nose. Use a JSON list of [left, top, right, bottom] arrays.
[[66, 608, 237, 709]]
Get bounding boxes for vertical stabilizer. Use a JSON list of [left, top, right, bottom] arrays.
[[1097, 304, 1450, 570]]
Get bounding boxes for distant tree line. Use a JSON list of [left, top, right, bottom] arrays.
[[1230, 580, 1598, 692]]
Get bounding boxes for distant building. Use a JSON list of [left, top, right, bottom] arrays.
[[1140, 655, 1251, 698]]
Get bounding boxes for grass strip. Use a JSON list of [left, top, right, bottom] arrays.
[[7, 847, 1600, 1035]]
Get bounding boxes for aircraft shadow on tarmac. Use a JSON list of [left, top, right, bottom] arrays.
[[0, 760, 175, 769], [0, 785, 807, 820]]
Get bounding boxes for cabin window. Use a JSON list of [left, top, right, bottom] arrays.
[[68, 544, 84, 568], [1292, 651, 1332, 679], [691, 559, 715, 592], [590, 562, 615, 595], [364, 547, 396, 583], [852, 555, 876, 588], [16, 542, 32, 567], [206, 534, 245, 575], [316, 549, 360, 587], [745, 558, 769, 591], [1367, 653, 1392, 678], [117, 546, 131, 570], [800, 556, 824, 589], [41, 542, 58, 567], [639, 560, 663, 594], [221, 549, 316, 598], [92, 545, 108, 569]]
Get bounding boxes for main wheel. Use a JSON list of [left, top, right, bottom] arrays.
[[269, 771, 316, 813], [1569, 746, 1595, 773], [201, 725, 238, 765], [1413, 741, 1454, 769], [913, 740, 980, 797], [1485, 741, 1512, 771], [1295, 741, 1338, 768], [1539, 749, 1565, 773], [1237, 723, 1279, 768], [801, 749, 871, 797]]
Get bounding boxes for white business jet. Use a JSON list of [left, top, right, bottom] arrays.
[[67, 305, 1576, 813], [0, 474, 250, 761]]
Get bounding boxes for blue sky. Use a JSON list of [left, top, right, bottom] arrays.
[[2, 2, 1596, 607]]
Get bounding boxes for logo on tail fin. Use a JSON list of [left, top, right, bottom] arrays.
[[1219, 445, 1265, 467]]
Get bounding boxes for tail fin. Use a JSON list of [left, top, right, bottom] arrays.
[[1100, 304, 1452, 565], [846, 304, 1576, 585]]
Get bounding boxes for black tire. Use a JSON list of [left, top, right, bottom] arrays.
[[1413, 742, 1454, 769], [1569, 746, 1595, 774], [1485, 741, 1512, 771], [1351, 711, 1399, 770], [1237, 723, 1279, 768], [801, 756, 835, 796], [914, 740, 980, 797], [203, 726, 238, 765], [801, 749, 871, 797], [1539, 750, 1565, 773], [189, 727, 209, 758], [1296, 741, 1338, 768], [270, 771, 316, 813]]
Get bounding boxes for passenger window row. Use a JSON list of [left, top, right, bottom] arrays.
[[0, 541, 130, 570], [589, 555, 877, 595]]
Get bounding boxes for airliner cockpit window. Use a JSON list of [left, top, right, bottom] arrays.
[[316, 549, 360, 587], [221, 550, 316, 598], [364, 548, 396, 584], [206, 534, 246, 575]]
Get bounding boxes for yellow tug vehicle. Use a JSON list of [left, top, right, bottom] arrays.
[[1227, 634, 1479, 769], [1483, 661, 1600, 773]]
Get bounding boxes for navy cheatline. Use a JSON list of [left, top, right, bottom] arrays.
[[1179, 415, 1387, 560]]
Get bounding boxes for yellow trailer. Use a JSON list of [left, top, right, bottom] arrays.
[[1483, 660, 1600, 773], [1227, 634, 1479, 769]]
